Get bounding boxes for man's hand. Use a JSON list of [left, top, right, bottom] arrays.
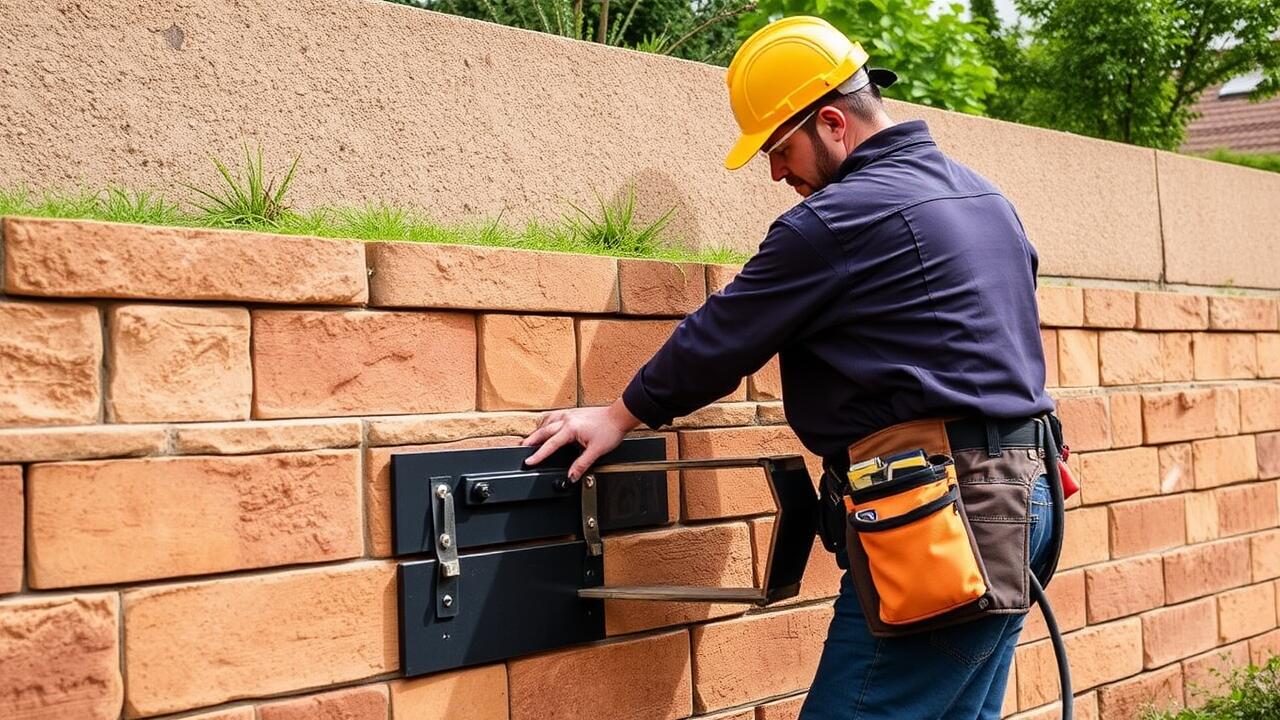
[[522, 399, 642, 481]]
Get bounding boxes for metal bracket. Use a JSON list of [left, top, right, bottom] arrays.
[[581, 474, 602, 558], [430, 477, 460, 618]]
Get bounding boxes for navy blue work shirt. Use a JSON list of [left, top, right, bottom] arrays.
[[621, 120, 1055, 459]]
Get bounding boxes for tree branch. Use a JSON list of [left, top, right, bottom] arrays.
[[666, 1, 757, 55]]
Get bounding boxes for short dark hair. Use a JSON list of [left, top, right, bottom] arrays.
[[801, 74, 884, 135]]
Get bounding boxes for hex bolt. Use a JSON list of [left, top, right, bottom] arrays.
[[586, 517, 597, 529], [585, 476, 595, 488], [435, 484, 449, 499], [473, 482, 492, 501], [442, 594, 454, 608], [439, 533, 452, 548]]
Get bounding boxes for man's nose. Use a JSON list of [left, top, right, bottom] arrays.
[[769, 153, 787, 182]]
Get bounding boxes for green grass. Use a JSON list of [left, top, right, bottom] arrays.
[[1141, 655, 1280, 720], [1201, 148, 1280, 174]]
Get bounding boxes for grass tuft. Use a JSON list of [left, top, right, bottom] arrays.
[[185, 146, 300, 228]]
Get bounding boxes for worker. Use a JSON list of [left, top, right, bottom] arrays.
[[523, 15, 1065, 720]]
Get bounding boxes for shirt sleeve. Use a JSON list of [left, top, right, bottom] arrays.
[[621, 215, 845, 429]]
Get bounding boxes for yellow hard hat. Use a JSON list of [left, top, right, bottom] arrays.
[[724, 16, 893, 170]]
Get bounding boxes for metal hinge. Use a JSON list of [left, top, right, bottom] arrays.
[[431, 476, 461, 618]]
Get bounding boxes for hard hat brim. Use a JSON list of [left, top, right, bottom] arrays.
[[724, 127, 774, 170]]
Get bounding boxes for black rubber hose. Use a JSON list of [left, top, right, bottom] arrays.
[[1030, 573, 1072, 719], [1035, 414, 1071, 718]]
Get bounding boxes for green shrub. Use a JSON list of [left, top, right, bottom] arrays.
[[1141, 655, 1280, 720], [1202, 148, 1280, 174]]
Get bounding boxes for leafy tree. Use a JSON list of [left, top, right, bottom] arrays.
[[738, 0, 999, 114], [977, 0, 1280, 149]]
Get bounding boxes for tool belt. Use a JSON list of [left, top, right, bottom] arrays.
[[819, 415, 1067, 637]]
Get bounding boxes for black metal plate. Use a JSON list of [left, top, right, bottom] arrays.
[[391, 437, 668, 556], [399, 540, 605, 677], [763, 456, 820, 602]]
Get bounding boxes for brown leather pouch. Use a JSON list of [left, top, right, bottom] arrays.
[[841, 418, 1042, 637]]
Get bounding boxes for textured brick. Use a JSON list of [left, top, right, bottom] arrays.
[[1008, 694, 1099, 720], [1142, 389, 1217, 445], [0, 301, 101, 426], [1056, 394, 1110, 451], [671, 402, 760, 429], [1217, 482, 1279, 536], [173, 418, 362, 455], [1110, 392, 1143, 448], [1193, 333, 1258, 380], [0, 424, 167, 463], [1241, 384, 1280, 432], [678, 426, 819, 520], [1252, 529, 1280, 582], [509, 630, 691, 720], [1022, 569, 1086, 643], [3, 217, 367, 304], [618, 259, 706, 315], [1109, 495, 1185, 558], [757, 402, 787, 425], [578, 319, 679, 406], [1210, 295, 1278, 331], [187, 708, 255, 720], [1038, 286, 1084, 327], [1259, 334, 1280, 378], [1185, 491, 1221, 544], [756, 695, 805, 720], [107, 304, 251, 422], [1079, 447, 1160, 504], [253, 309, 476, 418], [1136, 292, 1209, 330], [749, 518, 843, 604], [478, 314, 576, 410], [1218, 582, 1277, 643], [1084, 288, 1136, 328], [1058, 329, 1100, 387], [1003, 659, 1018, 717], [1159, 443, 1195, 494], [1096, 665, 1183, 720], [1060, 506, 1110, 569], [1249, 628, 1280, 666], [1214, 387, 1241, 437], [1098, 331, 1162, 386], [1260, 432, 1280, 478], [1021, 619, 1143, 708], [368, 241, 618, 312], [750, 355, 782, 400], [390, 665, 507, 720], [124, 562, 397, 717], [604, 523, 753, 635], [691, 605, 832, 712], [1042, 330, 1060, 387], [366, 411, 540, 446], [259, 685, 389, 720], [1164, 537, 1251, 603], [1160, 332, 1195, 381], [0, 466, 21, 595], [1182, 642, 1249, 708], [1193, 435, 1258, 489], [28, 451, 362, 587], [1142, 598, 1218, 667], [0, 592, 122, 719], [1086, 556, 1165, 623], [706, 264, 742, 295]]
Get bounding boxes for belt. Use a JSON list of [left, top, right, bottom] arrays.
[[945, 416, 1043, 454]]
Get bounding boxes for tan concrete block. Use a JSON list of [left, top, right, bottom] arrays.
[[253, 309, 476, 418], [28, 451, 362, 587], [1217, 482, 1279, 537], [1142, 598, 1219, 668], [1095, 664, 1183, 720], [1098, 331, 1162, 386], [1185, 491, 1221, 545], [691, 605, 832, 712], [1160, 332, 1195, 381], [1022, 569, 1086, 644], [1079, 447, 1160, 504], [670, 401, 760, 429], [390, 664, 508, 720], [368, 241, 619, 312], [1241, 384, 1280, 433], [1259, 334, 1280, 378], [706, 264, 743, 295], [578, 318, 678, 406], [678, 426, 820, 520], [756, 694, 806, 720], [1251, 529, 1280, 582], [1211, 296, 1278, 331], [1182, 642, 1249, 708], [1159, 151, 1280, 289], [1137, 292, 1209, 331], [1193, 333, 1258, 380], [1108, 495, 1185, 558], [1193, 435, 1259, 489], [1038, 286, 1084, 327], [3, 218, 368, 303], [173, 418, 362, 455], [1160, 443, 1195, 494], [618, 258, 706, 315], [750, 355, 782, 401], [1083, 288, 1136, 329], [0, 424, 167, 463], [1249, 628, 1280, 666], [478, 314, 576, 410], [259, 685, 389, 720], [0, 592, 122, 719], [1164, 537, 1251, 603], [508, 630, 691, 720], [1057, 329, 1100, 387], [124, 562, 397, 717], [1055, 394, 1111, 451], [1085, 555, 1165, 623], [749, 518, 843, 605], [0, 466, 20, 595], [0, 301, 101, 426], [1142, 389, 1217, 445], [107, 304, 251, 422], [1260, 432, 1280, 479], [1110, 392, 1143, 448], [1060, 506, 1111, 570], [1218, 582, 1277, 644], [1215, 387, 1242, 437], [603, 522, 753, 635], [1042, 330, 1060, 388], [366, 411, 541, 446]]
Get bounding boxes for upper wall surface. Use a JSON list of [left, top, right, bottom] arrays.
[[0, 0, 1273, 287]]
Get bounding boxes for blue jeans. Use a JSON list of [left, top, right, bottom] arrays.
[[800, 474, 1056, 720]]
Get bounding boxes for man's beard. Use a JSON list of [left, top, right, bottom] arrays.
[[810, 137, 844, 192]]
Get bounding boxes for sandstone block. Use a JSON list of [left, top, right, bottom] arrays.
[[1249, 629, 1280, 666], [1210, 296, 1278, 331], [259, 685, 389, 720], [1083, 288, 1136, 328], [1217, 482, 1279, 537], [1185, 491, 1221, 544], [1252, 529, 1280, 582], [1160, 332, 1195, 381], [750, 355, 782, 400], [1057, 329, 1100, 387], [1182, 642, 1249, 708], [1193, 333, 1258, 380], [1136, 292, 1209, 330], [578, 318, 680, 406], [366, 411, 541, 446], [1215, 387, 1242, 437], [1192, 435, 1258, 489], [0, 466, 20, 595], [1164, 537, 1251, 603], [1259, 432, 1280, 478], [1037, 286, 1084, 327], [1056, 394, 1110, 451], [478, 314, 576, 410], [1160, 442, 1195, 494], [1241, 384, 1280, 433], [1095, 665, 1183, 720], [1142, 389, 1216, 445], [0, 301, 101, 426], [1022, 569, 1086, 644], [756, 694, 806, 720], [1259, 334, 1280, 378], [390, 664, 508, 720], [0, 424, 167, 463], [1142, 598, 1218, 668], [678, 426, 819, 520], [1098, 331, 1162, 386], [173, 418, 362, 455], [1110, 392, 1143, 448], [1217, 582, 1277, 644], [1085, 556, 1165, 623], [1043, 330, 1060, 387], [1108, 495, 1185, 558], [750, 518, 844, 605], [618, 258, 706, 315], [705, 264, 742, 295], [1060, 507, 1110, 570], [1078, 447, 1160, 504]]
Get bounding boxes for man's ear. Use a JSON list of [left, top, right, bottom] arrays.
[[816, 105, 848, 143]]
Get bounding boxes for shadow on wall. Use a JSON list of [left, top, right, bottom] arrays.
[[613, 167, 707, 252]]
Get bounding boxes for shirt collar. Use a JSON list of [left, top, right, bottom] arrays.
[[834, 120, 935, 181]]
